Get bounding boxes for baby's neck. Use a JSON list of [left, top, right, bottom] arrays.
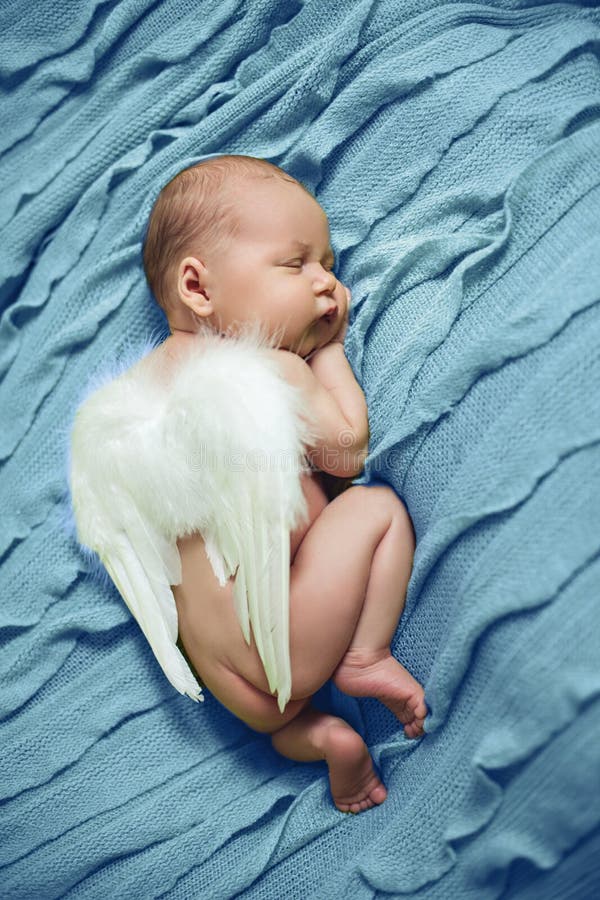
[[168, 326, 198, 340]]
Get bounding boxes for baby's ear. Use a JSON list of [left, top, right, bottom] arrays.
[[178, 256, 213, 316]]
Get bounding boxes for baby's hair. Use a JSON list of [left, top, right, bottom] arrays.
[[142, 154, 299, 316]]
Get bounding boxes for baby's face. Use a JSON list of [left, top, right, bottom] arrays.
[[180, 178, 349, 358]]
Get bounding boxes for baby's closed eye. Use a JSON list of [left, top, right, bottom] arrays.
[[281, 259, 336, 273]]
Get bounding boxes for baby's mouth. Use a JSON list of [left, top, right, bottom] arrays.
[[321, 306, 338, 327]]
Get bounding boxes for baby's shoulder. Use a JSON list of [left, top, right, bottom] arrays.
[[129, 339, 182, 388]]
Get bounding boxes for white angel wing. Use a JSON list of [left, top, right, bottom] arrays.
[[69, 377, 203, 701], [68, 322, 317, 713]]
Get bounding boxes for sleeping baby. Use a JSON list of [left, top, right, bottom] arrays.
[[138, 154, 427, 815]]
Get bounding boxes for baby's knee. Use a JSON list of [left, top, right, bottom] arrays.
[[362, 484, 414, 544], [351, 483, 407, 515]]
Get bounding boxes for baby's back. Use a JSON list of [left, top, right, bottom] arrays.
[[141, 337, 329, 728]]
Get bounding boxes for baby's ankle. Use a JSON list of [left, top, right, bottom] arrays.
[[334, 646, 391, 674]]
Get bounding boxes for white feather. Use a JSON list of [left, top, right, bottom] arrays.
[[69, 322, 316, 712]]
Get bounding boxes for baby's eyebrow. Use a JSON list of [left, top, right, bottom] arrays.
[[289, 240, 335, 262]]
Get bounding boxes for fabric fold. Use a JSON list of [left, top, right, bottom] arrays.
[[2, 1, 599, 897]]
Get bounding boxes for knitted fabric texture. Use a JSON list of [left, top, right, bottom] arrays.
[[1, 1, 599, 897]]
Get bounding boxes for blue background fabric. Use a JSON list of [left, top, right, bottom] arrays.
[[1, 0, 599, 896]]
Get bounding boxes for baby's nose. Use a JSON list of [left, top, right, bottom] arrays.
[[316, 266, 337, 288]]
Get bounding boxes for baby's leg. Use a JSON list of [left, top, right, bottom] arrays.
[[289, 471, 328, 563], [289, 485, 426, 738], [270, 702, 387, 814]]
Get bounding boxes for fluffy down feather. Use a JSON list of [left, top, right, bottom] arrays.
[[69, 322, 318, 712]]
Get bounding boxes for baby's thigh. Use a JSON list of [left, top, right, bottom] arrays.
[[287, 485, 401, 699], [290, 470, 329, 561]]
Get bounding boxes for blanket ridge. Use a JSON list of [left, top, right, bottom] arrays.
[[1, 1, 599, 897]]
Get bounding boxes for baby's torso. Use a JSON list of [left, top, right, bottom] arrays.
[[140, 337, 328, 699]]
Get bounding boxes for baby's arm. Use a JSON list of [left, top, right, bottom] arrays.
[[271, 343, 368, 479]]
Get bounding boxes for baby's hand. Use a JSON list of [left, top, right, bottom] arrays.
[[332, 286, 351, 344]]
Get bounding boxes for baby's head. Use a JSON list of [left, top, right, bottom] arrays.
[[142, 154, 348, 358]]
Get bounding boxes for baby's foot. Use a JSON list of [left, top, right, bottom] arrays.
[[322, 722, 387, 814], [333, 648, 427, 739]]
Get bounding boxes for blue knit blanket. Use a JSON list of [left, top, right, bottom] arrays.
[[2, 1, 599, 897]]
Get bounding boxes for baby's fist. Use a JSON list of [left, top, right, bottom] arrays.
[[333, 286, 351, 343]]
